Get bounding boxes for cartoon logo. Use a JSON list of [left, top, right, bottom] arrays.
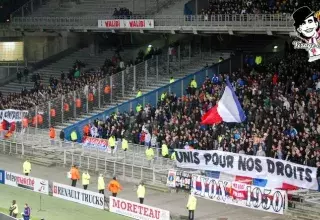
[[292, 6, 320, 62], [38, 180, 47, 193]]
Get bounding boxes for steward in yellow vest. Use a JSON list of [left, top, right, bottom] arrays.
[[82, 171, 90, 190], [23, 159, 31, 176], [187, 192, 197, 220], [137, 181, 146, 204]]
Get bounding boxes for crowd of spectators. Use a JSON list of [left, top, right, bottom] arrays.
[[87, 45, 320, 168], [0, 52, 126, 110], [113, 7, 133, 17], [200, 0, 320, 16]]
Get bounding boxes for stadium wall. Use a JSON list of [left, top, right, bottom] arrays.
[[63, 54, 244, 141]]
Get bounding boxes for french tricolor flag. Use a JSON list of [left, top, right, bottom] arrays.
[[201, 78, 246, 125]]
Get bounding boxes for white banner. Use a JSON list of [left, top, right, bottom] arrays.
[[192, 175, 287, 214], [174, 149, 318, 190], [98, 19, 154, 29], [52, 182, 104, 209], [0, 109, 28, 123], [4, 171, 48, 195], [109, 197, 170, 220]]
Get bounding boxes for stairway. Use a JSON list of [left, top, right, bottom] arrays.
[[54, 51, 230, 130], [0, 47, 130, 97]]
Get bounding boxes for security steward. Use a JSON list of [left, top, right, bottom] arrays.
[[98, 174, 105, 194], [187, 192, 197, 220], [190, 79, 197, 95], [136, 89, 142, 97], [122, 137, 128, 151], [23, 159, 31, 176], [82, 170, 90, 190], [70, 165, 80, 187], [108, 135, 116, 153], [71, 130, 78, 142], [137, 181, 146, 204], [161, 141, 169, 158], [145, 146, 155, 166]]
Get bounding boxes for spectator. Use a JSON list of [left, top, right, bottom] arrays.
[[60, 130, 65, 141], [0, 51, 126, 111], [113, 7, 132, 18], [49, 126, 56, 145], [23, 67, 29, 82], [17, 70, 22, 84], [317, 162, 320, 191], [256, 145, 266, 157], [200, 0, 320, 16]]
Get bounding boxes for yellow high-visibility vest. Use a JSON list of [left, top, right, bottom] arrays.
[[122, 139, 128, 150], [82, 173, 90, 185], [71, 131, 78, 141], [136, 91, 142, 97], [23, 161, 31, 174]]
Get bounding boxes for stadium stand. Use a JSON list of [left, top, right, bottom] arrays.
[[4, 47, 229, 130], [11, 0, 182, 18], [198, 0, 320, 15], [0, 47, 118, 97], [61, 47, 320, 167]]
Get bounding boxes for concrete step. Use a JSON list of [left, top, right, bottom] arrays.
[[143, 183, 169, 193], [29, 157, 56, 167]]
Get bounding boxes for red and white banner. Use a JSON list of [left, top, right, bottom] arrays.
[[109, 197, 170, 220], [192, 175, 287, 214], [4, 171, 49, 195], [98, 19, 154, 29], [82, 136, 110, 152]]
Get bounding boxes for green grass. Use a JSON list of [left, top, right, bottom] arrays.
[[0, 184, 130, 220]]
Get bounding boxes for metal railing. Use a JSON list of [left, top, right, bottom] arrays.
[[9, 42, 199, 131], [1, 133, 173, 184], [12, 130, 174, 168], [62, 53, 242, 140], [11, 14, 294, 29]]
